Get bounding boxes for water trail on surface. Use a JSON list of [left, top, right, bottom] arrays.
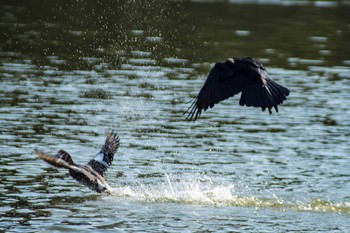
[[107, 175, 350, 214]]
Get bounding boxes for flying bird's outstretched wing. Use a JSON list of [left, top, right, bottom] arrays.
[[185, 57, 290, 121], [87, 132, 120, 177], [185, 58, 249, 121], [35, 149, 81, 172]]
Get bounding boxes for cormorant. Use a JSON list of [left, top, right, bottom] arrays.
[[185, 57, 290, 121], [35, 132, 120, 193]]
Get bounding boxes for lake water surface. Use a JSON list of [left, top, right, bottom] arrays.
[[1, 1, 350, 232]]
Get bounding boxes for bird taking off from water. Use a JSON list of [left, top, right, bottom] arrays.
[[185, 57, 290, 121], [34, 132, 120, 193]]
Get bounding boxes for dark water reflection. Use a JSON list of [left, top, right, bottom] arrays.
[[2, 1, 350, 70], [1, 1, 350, 232]]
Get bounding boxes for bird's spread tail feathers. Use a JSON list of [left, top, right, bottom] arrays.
[[239, 78, 289, 114]]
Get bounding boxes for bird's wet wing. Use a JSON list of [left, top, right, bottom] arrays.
[[185, 61, 248, 121], [87, 132, 120, 176], [35, 149, 80, 171]]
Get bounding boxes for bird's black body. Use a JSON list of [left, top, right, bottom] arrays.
[[185, 57, 290, 121], [35, 132, 120, 193]]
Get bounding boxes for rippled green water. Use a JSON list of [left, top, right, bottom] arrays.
[[1, 1, 350, 232]]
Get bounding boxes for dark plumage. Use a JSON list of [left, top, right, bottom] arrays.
[[185, 57, 290, 121], [35, 132, 120, 193]]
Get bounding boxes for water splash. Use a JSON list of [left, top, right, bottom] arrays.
[[109, 174, 235, 205], [108, 175, 350, 214]]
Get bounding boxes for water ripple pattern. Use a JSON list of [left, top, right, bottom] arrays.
[[1, 1, 350, 232]]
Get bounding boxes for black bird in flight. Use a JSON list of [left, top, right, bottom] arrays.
[[185, 57, 290, 121], [35, 132, 120, 193]]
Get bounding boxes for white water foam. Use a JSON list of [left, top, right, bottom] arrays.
[[110, 174, 236, 206]]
